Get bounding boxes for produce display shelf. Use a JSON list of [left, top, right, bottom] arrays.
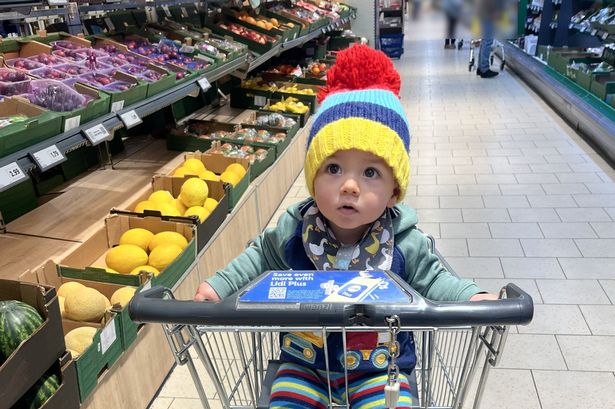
[[504, 41, 615, 165], [0, 8, 68, 21], [0, 53, 248, 190]]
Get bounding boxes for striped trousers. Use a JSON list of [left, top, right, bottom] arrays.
[[270, 362, 417, 409]]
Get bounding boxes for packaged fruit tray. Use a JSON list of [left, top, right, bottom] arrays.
[[207, 140, 275, 181], [119, 175, 229, 252], [260, 98, 310, 127], [225, 9, 298, 42], [209, 18, 281, 55], [242, 110, 300, 139], [0, 279, 66, 408], [261, 8, 310, 36], [56, 212, 197, 293]]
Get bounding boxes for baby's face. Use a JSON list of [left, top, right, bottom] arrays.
[[313, 149, 397, 244]]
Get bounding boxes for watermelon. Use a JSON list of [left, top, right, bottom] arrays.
[[0, 300, 44, 364], [14, 370, 60, 409]]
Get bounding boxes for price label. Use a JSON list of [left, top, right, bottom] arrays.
[[181, 7, 188, 18], [591, 29, 598, 36], [198, 77, 211, 91], [100, 318, 117, 354], [254, 95, 267, 107], [569, 23, 574, 29], [603, 32, 610, 40], [111, 100, 125, 113], [0, 162, 27, 191], [104, 17, 116, 32], [83, 124, 111, 146], [31, 144, 65, 171], [64, 115, 81, 132], [139, 280, 152, 293], [119, 110, 142, 129], [162, 6, 171, 18]]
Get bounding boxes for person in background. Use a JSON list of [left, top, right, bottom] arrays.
[[477, 0, 499, 78], [194, 45, 497, 409], [442, 0, 462, 49]]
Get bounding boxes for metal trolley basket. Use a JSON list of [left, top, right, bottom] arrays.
[[130, 250, 533, 409]]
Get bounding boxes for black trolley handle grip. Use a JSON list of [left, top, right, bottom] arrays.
[[129, 283, 533, 328]]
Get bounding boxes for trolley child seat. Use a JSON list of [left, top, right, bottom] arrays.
[[129, 236, 533, 409]]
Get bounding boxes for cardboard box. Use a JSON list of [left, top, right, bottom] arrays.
[[206, 140, 275, 180], [0, 279, 66, 408], [57, 213, 197, 291], [0, 97, 62, 157], [32, 352, 80, 409], [168, 151, 250, 210], [120, 175, 229, 252], [37, 260, 146, 351], [1, 40, 54, 61], [33, 32, 91, 49]]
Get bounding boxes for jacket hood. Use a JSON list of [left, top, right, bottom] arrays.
[[286, 198, 419, 234]]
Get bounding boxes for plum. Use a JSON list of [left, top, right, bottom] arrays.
[[29, 53, 65, 65], [0, 69, 28, 82], [101, 80, 133, 92], [30, 67, 68, 80], [27, 79, 88, 112], [51, 40, 82, 50]]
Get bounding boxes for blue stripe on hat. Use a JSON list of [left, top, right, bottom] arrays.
[[309, 101, 410, 151], [316, 89, 409, 128]]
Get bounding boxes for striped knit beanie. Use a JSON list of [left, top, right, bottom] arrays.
[[304, 44, 411, 202]]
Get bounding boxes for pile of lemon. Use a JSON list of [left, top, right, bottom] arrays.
[[278, 85, 316, 95], [174, 158, 247, 189], [269, 97, 309, 114], [104, 228, 189, 276]]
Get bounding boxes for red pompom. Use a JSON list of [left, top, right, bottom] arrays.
[[318, 44, 401, 103]]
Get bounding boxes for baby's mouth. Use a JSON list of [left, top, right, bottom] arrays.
[[339, 204, 358, 214]]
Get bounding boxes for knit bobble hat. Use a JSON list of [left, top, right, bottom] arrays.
[[304, 45, 411, 202]]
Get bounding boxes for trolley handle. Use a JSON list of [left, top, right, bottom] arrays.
[[129, 282, 533, 327]]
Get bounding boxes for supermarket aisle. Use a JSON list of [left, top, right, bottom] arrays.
[[151, 11, 615, 409]]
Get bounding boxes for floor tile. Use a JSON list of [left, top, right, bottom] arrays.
[[558, 258, 615, 279], [404, 196, 440, 209], [584, 182, 615, 194], [501, 257, 565, 279], [482, 195, 530, 208], [556, 208, 611, 222], [436, 239, 469, 257], [440, 223, 491, 238], [557, 335, 615, 371], [416, 208, 463, 223], [462, 208, 511, 222], [148, 398, 173, 409], [520, 239, 581, 257], [557, 172, 605, 184], [489, 222, 543, 238], [538, 222, 597, 238], [500, 184, 546, 195], [416, 184, 459, 196], [600, 280, 615, 303], [468, 239, 524, 257], [515, 173, 559, 184], [590, 222, 615, 238], [541, 183, 589, 194], [537, 279, 610, 304], [446, 257, 503, 278], [572, 194, 615, 207], [573, 239, 615, 257], [517, 304, 589, 335], [440, 196, 484, 209], [458, 184, 501, 195], [498, 334, 566, 369], [580, 305, 615, 335], [532, 370, 615, 409], [527, 195, 577, 208]]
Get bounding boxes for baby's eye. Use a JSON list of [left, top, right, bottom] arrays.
[[364, 167, 380, 178], [326, 164, 341, 174]]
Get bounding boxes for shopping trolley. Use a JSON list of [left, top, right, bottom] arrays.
[[467, 39, 506, 73], [130, 264, 533, 409]]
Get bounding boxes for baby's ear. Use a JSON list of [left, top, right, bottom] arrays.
[[387, 186, 400, 208]]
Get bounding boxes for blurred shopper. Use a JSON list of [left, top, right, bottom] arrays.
[[442, 0, 462, 49], [477, 0, 499, 78]]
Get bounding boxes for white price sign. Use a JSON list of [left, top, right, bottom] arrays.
[[254, 95, 267, 107], [84, 124, 111, 146], [162, 6, 172, 17], [31, 144, 65, 171], [0, 162, 27, 191], [198, 77, 211, 92], [119, 110, 142, 129], [100, 318, 117, 355], [111, 100, 125, 113]]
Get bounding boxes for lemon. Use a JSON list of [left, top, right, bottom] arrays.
[[148, 231, 188, 251], [148, 244, 183, 272], [184, 206, 210, 223], [158, 203, 181, 217], [135, 200, 159, 213], [119, 228, 154, 251], [172, 198, 187, 214], [149, 190, 174, 204], [129, 265, 160, 276], [199, 170, 219, 182], [220, 171, 242, 187], [203, 197, 219, 212], [110, 287, 136, 308], [226, 163, 247, 178], [173, 166, 193, 177], [183, 158, 206, 174], [105, 244, 149, 274], [179, 178, 209, 207]]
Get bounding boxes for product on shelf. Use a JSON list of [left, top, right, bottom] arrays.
[[278, 84, 316, 95], [206, 37, 247, 54], [53, 63, 90, 76], [28, 53, 66, 66], [0, 68, 29, 82], [209, 141, 269, 164], [50, 40, 83, 50], [51, 48, 86, 62], [5, 58, 44, 71], [30, 66, 69, 80], [13, 368, 60, 409], [241, 77, 277, 91], [0, 80, 32, 97], [0, 114, 28, 128], [0, 300, 43, 364], [248, 112, 297, 129], [25, 80, 90, 112], [218, 22, 279, 45], [195, 41, 228, 61], [268, 96, 310, 113]]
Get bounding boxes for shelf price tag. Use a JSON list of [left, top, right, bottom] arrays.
[[162, 6, 172, 17], [31, 144, 65, 172], [100, 317, 117, 355], [119, 110, 142, 129], [603, 32, 610, 40], [254, 95, 267, 107], [198, 77, 211, 92], [83, 124, 111, 146], [0, 162, 27, 192]]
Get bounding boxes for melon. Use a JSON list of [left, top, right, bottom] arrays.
[[64, 287, 107, 322], [184, 206, 210, 223], [148, 190, 174, 204], [179, 178, 208, 207], [129, 265, 160, 276], [111, 287, 136, 308], [0, 300, 43, 363], [64, 326, 97, 356], [15, 369, 60, 409], [148, 231, 188, 251], [183, 158, 206, 174], [105, 244, 149, 274], [148, 244, 183, 271], [119, 228, 154, 252], [57, 281, 85, 298]]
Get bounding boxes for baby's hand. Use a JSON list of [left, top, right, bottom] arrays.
[[469, 292, 499, 301], [194, 282, 221, 302]]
